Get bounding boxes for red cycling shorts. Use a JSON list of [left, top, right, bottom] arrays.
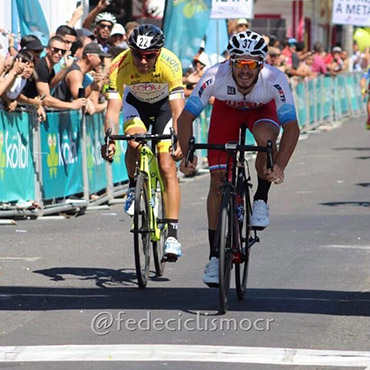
[[207, 99, 280, 171]]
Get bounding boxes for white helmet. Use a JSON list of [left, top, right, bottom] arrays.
[[95, 12, 117, 25], [227, 31, 268, 60]]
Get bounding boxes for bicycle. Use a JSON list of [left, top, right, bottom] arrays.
[[186, 124, 273, 314], [104, 128, 178, 289]]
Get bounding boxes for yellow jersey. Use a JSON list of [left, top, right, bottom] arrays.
[[108, 48, 184, 103]]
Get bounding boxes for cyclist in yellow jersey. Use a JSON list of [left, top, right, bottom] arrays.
[[102, 24, 185, 260]]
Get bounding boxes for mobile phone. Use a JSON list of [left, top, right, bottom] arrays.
[[76, 0, 82, 8], [78, 87, 85, 98]]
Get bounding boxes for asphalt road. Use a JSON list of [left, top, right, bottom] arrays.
[[1, 114, 370, 369]]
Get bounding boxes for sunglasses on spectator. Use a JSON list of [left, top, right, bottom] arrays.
[[131, 49, 159, 60], [269, 53, 281, 57], [231, 59, 262, 70], [50, 46, 67, 55], [99, 23, 113, 30]]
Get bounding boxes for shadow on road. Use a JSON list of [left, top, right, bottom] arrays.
[[1, 279, 370, 316], [320, 201, 370, 207]]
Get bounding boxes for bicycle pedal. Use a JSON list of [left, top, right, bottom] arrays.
[[251, 225, 266, 231], [205, 282, 219, 288], [163, 253, 178, 263]]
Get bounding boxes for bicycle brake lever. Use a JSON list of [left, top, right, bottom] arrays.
[[266, 140, 273, 170], [185, 136, 195, 166]]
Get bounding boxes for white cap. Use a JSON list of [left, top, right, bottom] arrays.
[[194, 51, 210, 66], [110, 23, 126, 36], [237, 18, 249, 26]]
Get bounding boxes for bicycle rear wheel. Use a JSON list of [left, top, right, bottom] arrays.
[[133, 172, 151, 288], [218, 186, 233, 314], [235, 177, 252, 300], [152, 182, 166, 276]]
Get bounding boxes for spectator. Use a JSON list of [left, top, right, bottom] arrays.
[[109, 23, 128, 49], [235, 18, 249, 33], [55, 25, 78, 53], [311, 41, 327, 75], [35, 36, 86, 111], [23, 37, 44, 60], [124, 21, 140, 38], [326, 46, 343, 75], [281, 38, 297, 68], [83, 0, 117, 53], [1, 50, 46, 121], [183, 52, 210, 97], [53, 43, 109, 114], [0, 58, 26, 96], [340, 49, 350, 72], [266, 46, 288, 74], [296, 52, 317, 80]]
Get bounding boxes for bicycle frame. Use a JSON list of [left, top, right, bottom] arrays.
[[137, 144, 165, 242]]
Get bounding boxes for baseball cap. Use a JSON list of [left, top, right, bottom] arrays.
[[332, 46, 342, 53], [194, 51, 209, 66], [288, 38, 298, 45], [110, 23, 126, 37], [76, 28, 95, 40], [237, 18, 249, 26], [24, 39, 44, 51], [83, 43, 111, 57]]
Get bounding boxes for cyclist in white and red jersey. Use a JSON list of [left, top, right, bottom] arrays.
[[178, 30, 300, 286]]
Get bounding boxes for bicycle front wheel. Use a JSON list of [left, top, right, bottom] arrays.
[[218, 186, 233, 314], [133, 172, 151, 288], [235, 179, 252, 300], [152, 181, 166, 276]]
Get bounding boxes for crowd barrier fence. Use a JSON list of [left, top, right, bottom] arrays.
[[0, 72, 366, 219]]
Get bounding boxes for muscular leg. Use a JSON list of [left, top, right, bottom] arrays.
[[252, 121, 279, 179], [207, 169, 224, 230], [124, 127, 146, 179], [158, 152, 180, 220]]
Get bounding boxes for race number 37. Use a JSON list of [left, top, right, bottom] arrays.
[[137, 36, 154, 48]]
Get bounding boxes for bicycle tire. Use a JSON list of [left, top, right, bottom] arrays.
[[218, 186, 233, 314], [152, 181, 166, 276], [235, 176, 252, 300], [133, 172, 151, 288]]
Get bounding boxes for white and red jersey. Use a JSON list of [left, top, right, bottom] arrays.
[[184, 61, 297, 125]]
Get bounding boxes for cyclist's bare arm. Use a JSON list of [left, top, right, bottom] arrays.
[[102, 98, 121, 160], [178, 110, 198, 175], [169, 97, 185, 160], [265, 119, 299, 184]]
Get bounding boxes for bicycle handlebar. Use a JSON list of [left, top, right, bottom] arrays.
[[185, 137, 274, 170], [104, 128, 178, 163]]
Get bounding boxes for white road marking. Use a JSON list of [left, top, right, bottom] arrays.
[[0, 344, 370, 366], [323, 245, 370, 251], [0, 257, 40, 262]]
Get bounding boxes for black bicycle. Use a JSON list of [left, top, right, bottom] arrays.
[[186, 124, 273, 314]]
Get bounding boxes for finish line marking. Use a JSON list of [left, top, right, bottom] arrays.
[[1, 344, 370, 366]]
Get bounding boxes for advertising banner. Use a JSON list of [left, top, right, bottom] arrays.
[[40, 110, 83, 200], [332, 0, 370, 27], [0, 110, 35, 203], [111, 115, 128, 185], [210, 0, 254, 19], [85, 113, 107, 194]]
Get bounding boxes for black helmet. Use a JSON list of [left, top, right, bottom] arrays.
[[129, 24, 164, 51]]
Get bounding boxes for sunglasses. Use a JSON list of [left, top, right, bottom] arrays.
[[269, 53, 281, 57], [131, 49, 159, 60], [99, 23, 113, 30], [231, 59, 262, 70], [50, 46, 67, 55]]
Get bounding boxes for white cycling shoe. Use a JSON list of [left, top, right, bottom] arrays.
[[250, 200, 270, 230], [203, 257, 219, 287]]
